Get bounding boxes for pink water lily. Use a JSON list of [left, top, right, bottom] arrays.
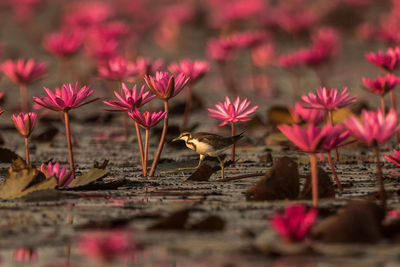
[[98, 56, 139, 81], [144, 71, 189, 100], [365, 47, 400, 72], [301, 87, 357, 111], [270, 204, 317, 242], [33, 82, 97, 112], [103, 83, 155, 111], [39, 162, 74, 188], [11, 112, 37, 137], [128, 109, 166, 129], [289, 102, 324, 124], [13, 248, 38, 263], [134, 56, 164, 77], [168, 59, 210, 84], [2, 58, 48, 85], [385, 144, 400, 167], [43, 31, 82, 58], [362, 74, 400, 96], [208, 96, 258, 127]]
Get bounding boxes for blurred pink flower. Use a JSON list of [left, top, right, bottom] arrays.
[[387, 209, 400, 218], [278, 123, 329, 153], [251, 43, 275, 67], [11, 112, 37, 137], [128, 109, 166, 129], [63, 2, 113, 30], [135, 56, 164, 77], [270, 204, 317, 242], [322, 123, 351, 151], [2, 58, 47, 85], [39, 162, 74, 188], [233, 30, 268, 49], [33, 82, 97, 112], [301, 87, 357, 110], [385, 144, 400, 167], [289, 102, 324, 124], [362, 74, 400, 95], [311, 27, 340, 59], [366, 47, 400, 72], [98, 56, 139, 81], [168, 59, 210, 84], [207, 37, 237, 63], [43, 31, 82, 58], [85, 38, 118, 62], [278, 52, 303, 69], [103, 83, 155, 111], [79, 230, 139, 263], [13, 248, 38, 262], [208, 96, 258, 127], [344, 109, 399, 146], [144, 72, 189, 100]]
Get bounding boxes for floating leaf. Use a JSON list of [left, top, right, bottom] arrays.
[[189, 215, 225, 231], [0, 158, 57, 199], [246, 157, 299, 201], [0, 148, 22, 163], [186, 164, 213, 182], [148, 209, 190, 231], [67, 168, 108, 188], [299, 167, 335, 199]]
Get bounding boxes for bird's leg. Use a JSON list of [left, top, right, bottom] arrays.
[[217, 156, 225, 179], [163, 155, 204, 173]]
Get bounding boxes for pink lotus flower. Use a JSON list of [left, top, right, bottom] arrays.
[[63, 2, 113, 30], [128, 109, 166, 129], [85, 38, 118, 62], [322, 124, 351, 151], [11, 112, 37, 137], [168, 60, 210, 84], [278, 123, 330, 153], [365, 47, 400, 72], [103, 83, 155, 111], [33, 82, 97, 112], [43, 31, 82, 58], [289, 102, 324, 124], [39, 162, 74, 188], [134, 56, 164, 77], [362, 74, 400, 95], [251, 43, 275, 67], [208, 96, 258, 127], [144, 72, 189, 100], [270, 204, 317, 242], [79, 230, 139, 263], [385, 144, 400, 167], [2, 58, 48, 85], [233, 30, 268, 49], [310, 27, 340, 60], [207, 37, 237, 63], [301, 87, 357, 111], [98, 56, 139, 81], [344, 109, 399, 146], [13, 248, 38, 262], [278, 52, 303, 69]]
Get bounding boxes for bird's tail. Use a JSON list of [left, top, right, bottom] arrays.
[[232, 131, 245, 143]]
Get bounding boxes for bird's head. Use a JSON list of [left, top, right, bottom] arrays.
[[172, 132, 192, 142]]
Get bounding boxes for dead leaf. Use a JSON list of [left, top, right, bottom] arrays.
[[67, 168, 108, 188], [246, 157, 299, 201], [267, 106, 294, 126], [0, 158, 57, 199], [311, 200, 384, 243], [299, 167, 335, 199], [0, 148, 22, 163], [189, 215, 225, 231], [186, 164, 213, 181], [148, 209, 190, 231]]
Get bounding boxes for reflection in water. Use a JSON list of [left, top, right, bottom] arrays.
[[13, 248, 38, 262]]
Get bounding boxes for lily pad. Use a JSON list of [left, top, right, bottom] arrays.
[[67, 168, 108, 188]]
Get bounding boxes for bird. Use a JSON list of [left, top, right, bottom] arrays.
[[171, 131, 244, 178]]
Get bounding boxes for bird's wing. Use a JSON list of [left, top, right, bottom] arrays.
[[195, 133, 235, 150]]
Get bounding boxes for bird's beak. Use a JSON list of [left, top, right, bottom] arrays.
[[172, 137, 180, 142]]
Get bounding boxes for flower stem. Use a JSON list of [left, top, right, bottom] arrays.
[[144, 129, 149, 177], [134, 121, 145, 177], [149, 100, 169, 177], [20, 84, 28, 112], [373, 143, 386, 209], [390, 90, 400, 142], [180, 83, 192, 132], [231, 122, 236, 166], [380, 95, 386, 116], [327, 110, 339, 161], [326, 151, 342, 191], [64, 111, 75, 177], [310, 153, 319, 207], [24, 137, 30, 165]]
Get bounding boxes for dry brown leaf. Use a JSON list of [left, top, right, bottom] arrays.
[[67, 168, 108, 188]]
